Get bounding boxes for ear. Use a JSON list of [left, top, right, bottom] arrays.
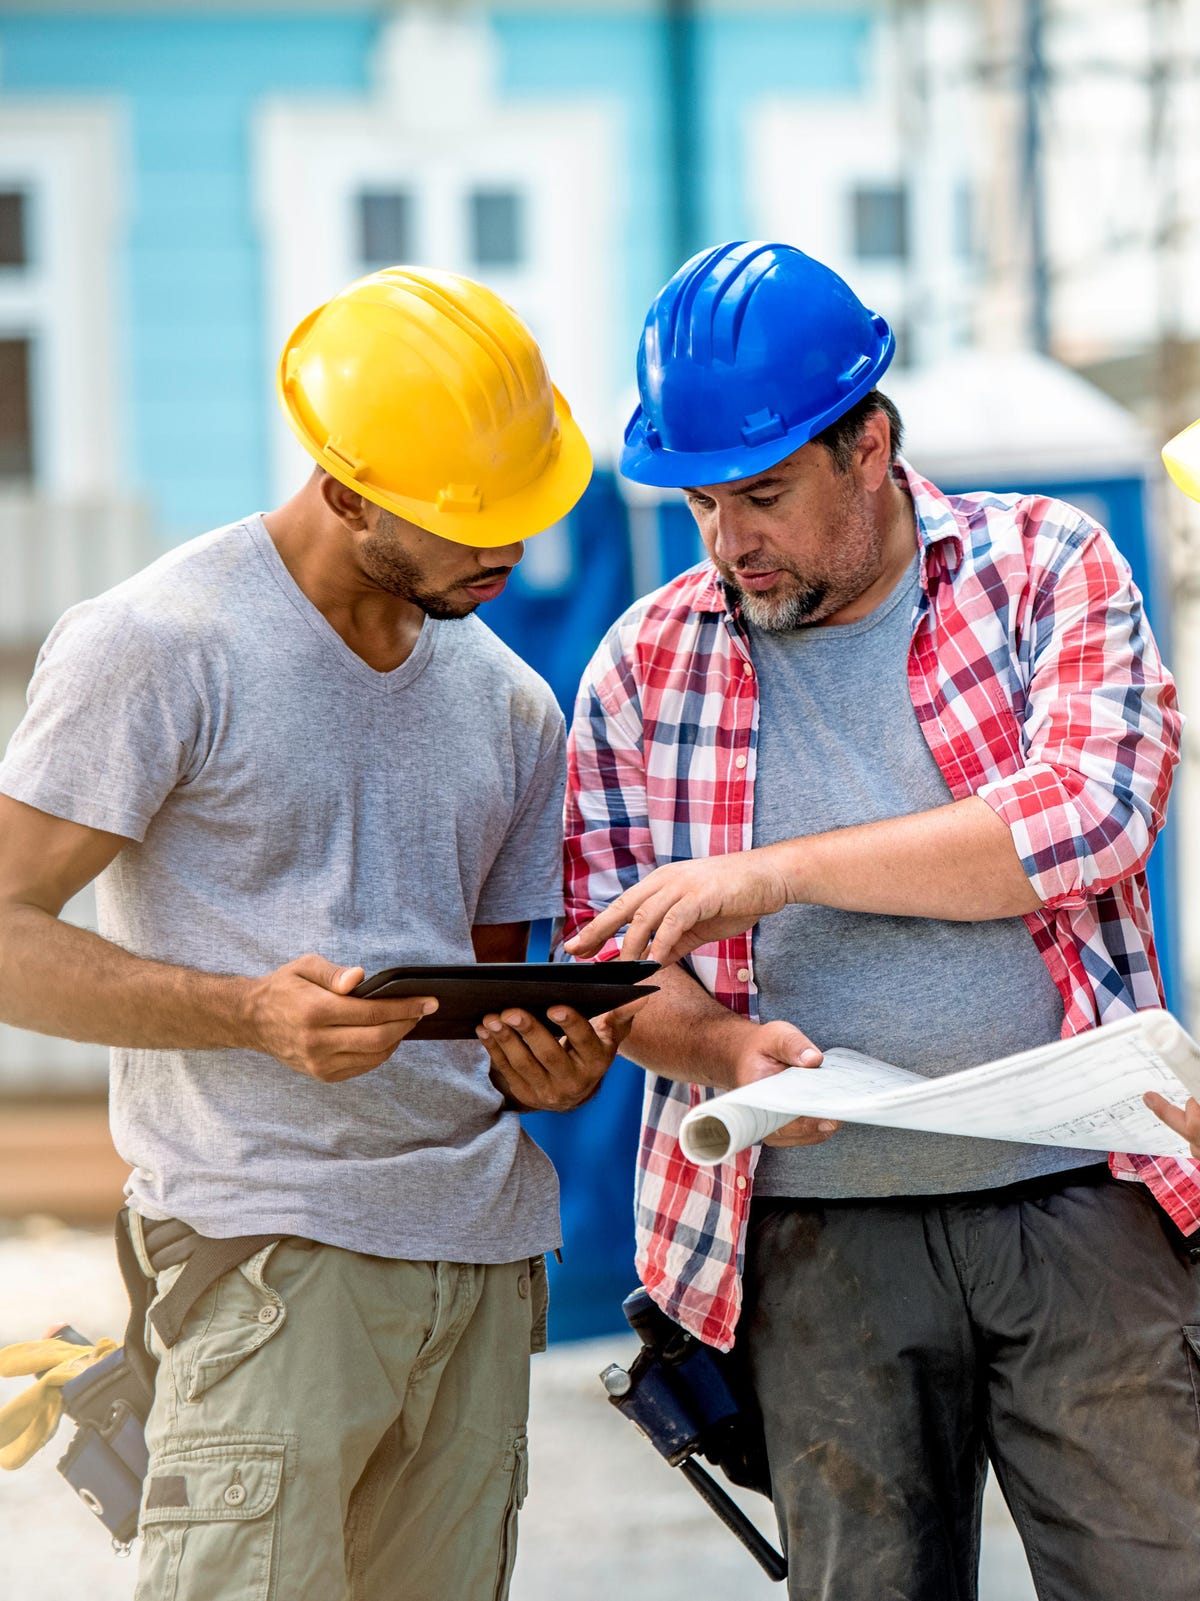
[[317, 470, 371, 531], [855, 409, 894, 493]]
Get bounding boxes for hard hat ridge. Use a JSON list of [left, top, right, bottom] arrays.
[[386, 268, 542, 409], [622, 239, 895, 489]]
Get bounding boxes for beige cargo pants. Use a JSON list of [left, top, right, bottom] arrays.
[[128, 1222, 547, 1601]]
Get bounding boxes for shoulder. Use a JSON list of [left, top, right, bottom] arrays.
[[50, 519, 259, 658], [950, 487, 1104, 571], [901, 462, 1125, 604]]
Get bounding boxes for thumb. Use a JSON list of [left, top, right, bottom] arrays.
[[764, 1021, 823, 1068], [292, 953, 366, 994], [605, 993, 653, 1042]]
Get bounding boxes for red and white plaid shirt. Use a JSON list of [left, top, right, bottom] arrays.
[[562, 461, 1189, 1350]]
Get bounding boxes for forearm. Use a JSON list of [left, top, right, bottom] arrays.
[[770, 794, 1041, 920], [619, 964, 752, 1087], [0, 903, 254, 1049]]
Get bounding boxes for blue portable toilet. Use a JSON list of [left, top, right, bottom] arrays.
[[884, 349, 1182, 1017]]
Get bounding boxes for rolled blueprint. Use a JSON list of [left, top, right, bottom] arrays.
[[681, 1102, 796, 1165], [677, 1011, 1200, 1168]]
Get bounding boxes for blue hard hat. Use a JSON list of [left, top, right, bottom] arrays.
[[621, 240, 895, 488]]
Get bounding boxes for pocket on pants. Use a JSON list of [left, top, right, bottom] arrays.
[[493, 1426, 529, 1601], [151, 1243, 286, 1404], [136, 1434, 286, 1601], [528, 1254, 549, 1355]]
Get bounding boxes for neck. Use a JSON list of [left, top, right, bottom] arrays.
[[262, 495, 425, 672], [821, 472, 917, 627]]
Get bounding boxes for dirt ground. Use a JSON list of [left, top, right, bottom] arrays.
[[0, 1219, 1036, 1601]]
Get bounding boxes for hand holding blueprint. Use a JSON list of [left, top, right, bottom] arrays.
[[678, 1009, 1200, 1166]]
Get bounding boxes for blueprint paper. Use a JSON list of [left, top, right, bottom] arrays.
[[679, 1009, 1200, 1166]]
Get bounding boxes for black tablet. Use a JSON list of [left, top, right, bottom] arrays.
[[350, 961, 660, 1040]]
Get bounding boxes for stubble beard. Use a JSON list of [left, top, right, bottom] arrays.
[[360, 514, 488, 620], [726, 480, 881, 633]]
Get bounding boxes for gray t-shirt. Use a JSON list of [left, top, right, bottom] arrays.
[[747, 557, 1102, 1198], [0, 515, 567, 1261]]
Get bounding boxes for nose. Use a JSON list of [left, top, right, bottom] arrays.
[[705, 501, 760, 567], [476, 539, 524, 570]]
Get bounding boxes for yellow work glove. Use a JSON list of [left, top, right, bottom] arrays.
[[0, 1336, 118, 1470]]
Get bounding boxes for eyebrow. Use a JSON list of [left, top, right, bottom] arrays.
[[682, 476, 787, 497]]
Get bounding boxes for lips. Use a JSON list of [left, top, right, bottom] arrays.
[[735, 569, 783, 592], [463, 575, 509, 602]]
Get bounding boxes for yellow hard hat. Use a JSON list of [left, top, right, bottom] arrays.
[[277, 267, 592, 547], [1162, 417, 1200, 503]]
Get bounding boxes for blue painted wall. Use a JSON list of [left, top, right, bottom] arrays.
[[699, 10, 872, 244], [0, 12, 377, 535]]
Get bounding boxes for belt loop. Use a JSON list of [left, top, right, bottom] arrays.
[[126, 1210, 155, 1280]]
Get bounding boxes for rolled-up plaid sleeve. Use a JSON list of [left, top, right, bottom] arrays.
[[976, 525, 1183, 910]]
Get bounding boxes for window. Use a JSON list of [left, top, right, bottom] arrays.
[[0, 191, 29, 269], [852, 184, 908, 262], [357, 189, 415, 268], [0, 336, 34, 479], [469, 187, 523, 269], [257, 71, 616, 501]]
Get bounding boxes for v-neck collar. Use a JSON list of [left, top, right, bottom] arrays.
[[248, 514, 438, 691]]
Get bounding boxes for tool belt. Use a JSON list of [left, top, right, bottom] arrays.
[[48, 1212, 292, 1548], [114, 1209, 288, 1384]]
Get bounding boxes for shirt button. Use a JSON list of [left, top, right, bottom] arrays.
[[224, 1483, 247, 1507], [517, 1274, 530, 1299], [736, 967, 751, 982], [742, 661, 754, 676], [256, 1305, 279, 1324], [735, 1175, 748, 1192], [734, 755, 748, 769]]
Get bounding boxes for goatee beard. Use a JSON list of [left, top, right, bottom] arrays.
[[731, 578, 829, 632]]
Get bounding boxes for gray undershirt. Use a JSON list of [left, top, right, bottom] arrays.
[[746, 557, 1101, 1198]]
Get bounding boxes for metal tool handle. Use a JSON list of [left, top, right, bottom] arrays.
[[680, 1457, 787, 1583]]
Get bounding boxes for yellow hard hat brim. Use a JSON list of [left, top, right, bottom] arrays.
[[282, 388, 593, 549], [1162, 418, 1200, 503]]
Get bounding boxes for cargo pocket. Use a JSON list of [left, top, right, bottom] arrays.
[[136, 1434, 286, 1601], [493, 1426, 529, 1601], [151, 1244, 287, 1405]]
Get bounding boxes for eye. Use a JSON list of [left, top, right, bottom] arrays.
[[685, 493, 715, 511], [748, 495, 779, 508]]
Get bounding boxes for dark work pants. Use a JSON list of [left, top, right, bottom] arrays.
[[740, 1165, 1200, 1601]]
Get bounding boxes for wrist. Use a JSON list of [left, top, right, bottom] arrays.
[[763, 837, 808, 908], [703, 1011, 763, 1091], [221, 973, 263, 1052]]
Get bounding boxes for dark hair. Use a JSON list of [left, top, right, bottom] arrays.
[[811, 389, 903, 472]]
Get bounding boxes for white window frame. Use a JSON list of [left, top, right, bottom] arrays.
[[254, 23, 617, 503], [0, 102, 124, 495]]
